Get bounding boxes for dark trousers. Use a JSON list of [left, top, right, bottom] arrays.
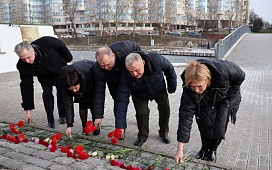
[[132, 90, 170, 140], [78, 99, 93, 128], [41, 84, 65, 124], [200, 133, 222, 151]]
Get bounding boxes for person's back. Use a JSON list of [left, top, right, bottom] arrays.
[[59, 59, 98, 137], [92, 40, 142, 132], [15, 36, 73, 128]]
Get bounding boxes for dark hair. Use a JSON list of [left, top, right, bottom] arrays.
[[59, 68, 81, 89]]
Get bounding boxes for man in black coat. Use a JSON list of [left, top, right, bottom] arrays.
[[58, 60, 99, 137], [14, 36, 73, 128], [115, 52, 177, 146], [92, 40, 141, 132]]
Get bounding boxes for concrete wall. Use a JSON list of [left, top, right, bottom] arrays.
[[0, 24, 57, 73]]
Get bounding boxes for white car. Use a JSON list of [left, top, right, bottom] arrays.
[[60, 34, 72, 38]]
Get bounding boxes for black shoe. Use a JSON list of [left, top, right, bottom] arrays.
[[133, 139, 147, 146], [47, 122, 55, 129], [159, 134, 171, 144], [203, 150, 216, 163], [195, 148, 206, 159], [59, 117, 66, 124], [93, 129, 100, 136]]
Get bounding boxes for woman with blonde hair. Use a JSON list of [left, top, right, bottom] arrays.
[[174, 59, 245, 163]]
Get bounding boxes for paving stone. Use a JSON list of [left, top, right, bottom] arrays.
[[53, 157, 75, 166], [0, 155, 7, 161], [82, 157, 107, 166], [23, 157, 53, 168], [0, 147, 10, 154], [17, 164, 46, 170], [0, 157, 25, 169], [69, 161, 96, 170], [3, 151, 32, 161], [31, 150, 58, 160], [48, 163, 72, 170]]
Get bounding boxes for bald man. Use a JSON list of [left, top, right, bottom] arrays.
[[92, 40, 141, 134]]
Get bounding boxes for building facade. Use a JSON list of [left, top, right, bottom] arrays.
[[0, 0, 250, 35]]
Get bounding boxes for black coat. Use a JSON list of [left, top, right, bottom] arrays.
[[92, 40, 141, 119], [177, 59, 245, 143], [115, 51, 177, 128], [59, 60, 95, 127], [17, 36, 73, 110]]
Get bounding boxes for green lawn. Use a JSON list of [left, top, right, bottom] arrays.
[[259, 28, 272, 33]]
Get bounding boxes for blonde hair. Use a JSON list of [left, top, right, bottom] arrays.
[[184, 61, 211, 88]]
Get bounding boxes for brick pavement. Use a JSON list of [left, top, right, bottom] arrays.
[[0, 33, 272, 170]]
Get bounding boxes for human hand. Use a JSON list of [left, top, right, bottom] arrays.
[[25, 110, 32, 123], [174, 150, 184, 164], [120, 128, 125, 135], [66, 127, 72, 138], [94, 119, 102, 129]]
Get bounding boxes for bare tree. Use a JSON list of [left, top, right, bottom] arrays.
[[207, 1, 218, 30], [63, 0, 78, 38], [130, 0, 148, 38], [224, 0, 236, 33], [233, 0, 242, 26], [96, 1, 111, 36], [110, 0, 130, 38]]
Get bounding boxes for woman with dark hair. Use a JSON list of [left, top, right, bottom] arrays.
[[174, 59, 245, 163], [59, 60, 99, 137]]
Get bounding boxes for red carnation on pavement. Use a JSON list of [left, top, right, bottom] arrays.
[[83, 120, 97, 134], [108, 128, 123, 144], [111, 138, 118, 145], [110, 160, 117, 166], [17, 120, 24, 127]]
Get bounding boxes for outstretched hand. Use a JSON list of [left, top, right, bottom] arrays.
[[94, 119, 102, 129], [174, 150, 184, 164], [66, 127, 72, 138], [25, 110, 32, 123]]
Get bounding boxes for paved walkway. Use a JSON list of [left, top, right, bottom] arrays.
[[0, 33, 272, 170]]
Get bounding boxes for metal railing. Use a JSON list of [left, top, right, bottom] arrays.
[[215, 25, 251, 59]]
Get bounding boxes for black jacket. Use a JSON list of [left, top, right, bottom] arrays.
[[17, 36, 73, 110], [177, 59, 245, 143], [59, 60, 95, 127], [92, 40, 141, 119], [115, 51, 177, 128]]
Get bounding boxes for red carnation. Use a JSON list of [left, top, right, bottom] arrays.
[[126, 165, 133, 170], [19, 133, 24, 139], [67, 151, 73, 157], [75, 145, 84, 155], [120, 163, 127, 169], [10, 124, 15, 130], [108, 132, 114, 138], [83, 152, 88, 159], [55, 133, 62, 140], [111, 138, 118, 145], [17, 120, 24, 127], [110, 160, 117, 166], [85, 120, 93, 127], [50, 146, 57, 152], [61, 146, 68, 153], [23, 138, 29, 143]]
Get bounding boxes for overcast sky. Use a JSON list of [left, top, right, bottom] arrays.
[[250, 0, 272, 23]]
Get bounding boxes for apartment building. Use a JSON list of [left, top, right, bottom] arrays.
[[0, 0, 250, 35]]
